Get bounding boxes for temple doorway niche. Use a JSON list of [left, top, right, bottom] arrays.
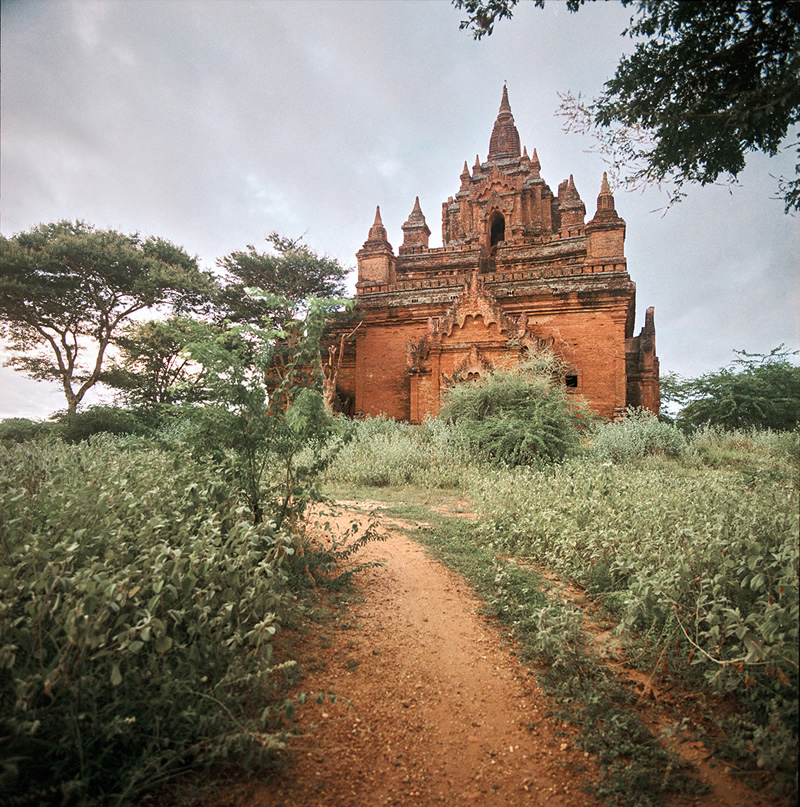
[[490, 212, 505, 247]]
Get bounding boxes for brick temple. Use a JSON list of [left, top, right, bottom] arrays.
[[332, 86, 659, 422]]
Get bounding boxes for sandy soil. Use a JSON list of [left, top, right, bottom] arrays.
[[208, 502, 782, 807]]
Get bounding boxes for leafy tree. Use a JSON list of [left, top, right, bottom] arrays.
[[0, 220, 215, 416], [216, 232, 350, 325], [453, 0, 800, 211], [440, 352, 591, 465], [182, 293, 348, 525], [101, 316, 214, 409], [669, 346, 800, 431]]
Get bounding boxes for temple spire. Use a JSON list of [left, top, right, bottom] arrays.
[[357, 205, 395, 286], [400, 196, 431, 253], [499, 83, 511, 114], [368, 206, 388, 241], [488, 84, 521, 160], [590, 171, 622, 222]]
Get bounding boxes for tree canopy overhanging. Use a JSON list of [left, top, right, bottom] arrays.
[[453, 0, 800, 211]]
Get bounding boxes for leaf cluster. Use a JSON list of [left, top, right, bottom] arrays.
[[215, 232, 350, 325], [179, 295, 349, 525], [599, 0, 800, 209]]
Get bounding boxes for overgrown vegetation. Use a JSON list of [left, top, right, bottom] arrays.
[[1, 438, 279, 804], [439, 354, 591, 466], [0, 232, 367, 805]]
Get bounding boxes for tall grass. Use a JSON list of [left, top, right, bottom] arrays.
[[465, 449, 798, 789], [322, 416, 472, 488]]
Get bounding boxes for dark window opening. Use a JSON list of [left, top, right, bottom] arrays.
[[490, 214, 505, 247], [565, 374, 578, 388]]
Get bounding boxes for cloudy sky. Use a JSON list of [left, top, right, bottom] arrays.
[[2, 0, 798, 419]]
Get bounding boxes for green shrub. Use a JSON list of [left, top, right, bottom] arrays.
[[51, 405, 157, 443], [0, 417, 58, 443], [0, 437, 296, 806], [440, 358, 589, 466], [586, 407, 686, 462]]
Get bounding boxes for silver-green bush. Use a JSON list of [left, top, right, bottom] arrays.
[[0, 436, 296, 806], [586, 407, 686, 462]]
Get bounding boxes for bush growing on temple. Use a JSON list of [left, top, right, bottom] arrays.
[[439, 356, 590, 466]]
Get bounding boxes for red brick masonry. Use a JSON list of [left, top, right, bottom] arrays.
[[335, 87, 659, 422]]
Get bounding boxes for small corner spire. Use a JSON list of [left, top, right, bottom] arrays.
[[367, 205, 391, 243], [591, 171, 620, 221], [401, 195, 431, 251]]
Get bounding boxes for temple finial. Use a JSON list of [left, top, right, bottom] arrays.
[[499, 83, 511, 115]]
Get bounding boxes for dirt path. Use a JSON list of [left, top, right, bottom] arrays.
[[214, 502, 780, 807]]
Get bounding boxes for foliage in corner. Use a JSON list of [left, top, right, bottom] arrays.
[[0, 438, 296, 807], [667, 345, 800, 432]]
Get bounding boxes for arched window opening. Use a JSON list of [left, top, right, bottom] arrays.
[[490, 213, 505, 247]]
